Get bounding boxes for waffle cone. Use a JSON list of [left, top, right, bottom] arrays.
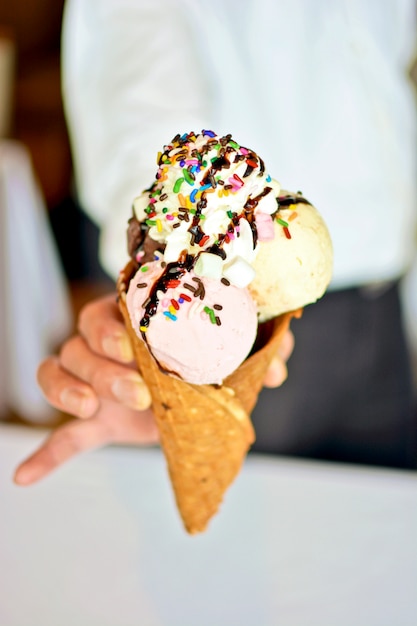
[[117, 261, 301, 533]]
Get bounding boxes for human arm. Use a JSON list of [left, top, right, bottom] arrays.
[[61, 0, 212, 278]]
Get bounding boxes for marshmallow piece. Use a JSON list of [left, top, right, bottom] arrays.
[[222, 256, 256, 288], [194, 252, 223, 279], [164, 229, 191, 263], [255, 212, 275, 241]]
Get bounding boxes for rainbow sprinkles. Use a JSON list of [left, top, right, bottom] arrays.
[[127, 130, 312, 333], [131, 131, 311, 284]]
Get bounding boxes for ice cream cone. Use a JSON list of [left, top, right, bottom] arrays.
[[224, 307, 302, 415], [117, 262, 300, 533]]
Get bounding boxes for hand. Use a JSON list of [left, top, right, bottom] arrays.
[[14, 293, 294, 486], [262, 328, 295, 387], [14, 294, 157, 486]]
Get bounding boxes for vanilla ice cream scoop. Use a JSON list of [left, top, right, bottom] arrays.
[[248, 192, 333, 322]]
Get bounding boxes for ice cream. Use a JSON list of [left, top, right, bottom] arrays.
[[125, 254, 258, 385], [249, 191, 334, 322], [117, 130, 333, 533], [131, 130, 280, 279], [124, 130, 332, 385]]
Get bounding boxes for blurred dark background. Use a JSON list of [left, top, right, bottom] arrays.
[[0, 0, 110, 286]]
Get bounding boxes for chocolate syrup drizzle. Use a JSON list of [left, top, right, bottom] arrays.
[[128, 135, 313, 347], [277, 193, 311, 208], [139, 254, 194, 338]]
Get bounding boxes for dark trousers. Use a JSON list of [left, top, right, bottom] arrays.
[[251, 282, 417, 470]]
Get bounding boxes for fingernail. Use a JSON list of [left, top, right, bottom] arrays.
[[60, 388, 96, 418], [111, 375, 151, 410], [102, 333, 134, 362], [14, 465, 34, 486]]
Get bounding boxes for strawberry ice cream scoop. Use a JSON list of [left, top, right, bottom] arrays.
[[125, 256, 258, 385]]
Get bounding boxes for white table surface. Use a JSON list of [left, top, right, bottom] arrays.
[[0, 423, 416, 626]]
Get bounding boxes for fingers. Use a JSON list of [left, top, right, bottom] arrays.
[[279, 329, 295, 362], [59, 335, 151, 411], [263, 330, 295, 388], [14, 417, 109, 485], [14, 401, 159, 486], [78, 294, 134, 363], [25, 293, 157, 487], [37, 292, 152, 417], [263, 356, 288, 388], [37, 357, 100, 418]]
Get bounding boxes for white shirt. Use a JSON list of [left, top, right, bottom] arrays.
[[61, 0, 417, 290]]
